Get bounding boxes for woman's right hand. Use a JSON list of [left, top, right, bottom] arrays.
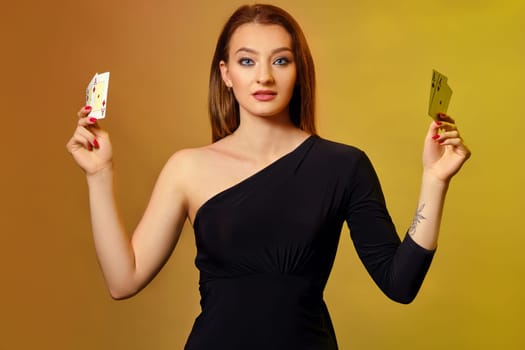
[[66, 106, 113, 176]]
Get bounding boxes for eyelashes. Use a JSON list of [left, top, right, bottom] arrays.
[[273, 57, 290, 65], [238, 57, 255, 66], [237, 57, 292, 66]]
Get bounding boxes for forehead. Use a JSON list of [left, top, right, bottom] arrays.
[[228, 23, 292, 53]]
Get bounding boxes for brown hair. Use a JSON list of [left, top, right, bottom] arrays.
[[208, 4, 317, 142]]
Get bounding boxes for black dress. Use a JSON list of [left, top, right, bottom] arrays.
[[185, 135, 434, 349]]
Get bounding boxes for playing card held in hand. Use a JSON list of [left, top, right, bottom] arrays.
[[86, 72, 110, 119], [428, 70, 452, 120]]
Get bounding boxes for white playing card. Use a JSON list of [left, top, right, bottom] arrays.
[[428, 69, 452, 120], [86, 72, 110, 119]]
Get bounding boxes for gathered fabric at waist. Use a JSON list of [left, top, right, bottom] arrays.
[[185, 274, 338, 350], [200, 273, 323, 312]]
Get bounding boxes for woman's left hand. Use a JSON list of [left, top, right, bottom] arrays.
[[422, 113, 471, 183]]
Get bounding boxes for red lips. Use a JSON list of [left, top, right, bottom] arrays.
[[253, 90, 277, 101]]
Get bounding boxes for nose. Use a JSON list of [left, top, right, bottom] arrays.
[[256, 63, 275, 85]]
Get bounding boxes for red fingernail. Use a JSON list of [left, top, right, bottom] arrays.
[[438, 140, 445, 144], [432, 134, 440, 140], [93, 139, 99, 148], [435, 121, 442, 126], [89, 117, 97, 123], [85, 105, 92, 111]]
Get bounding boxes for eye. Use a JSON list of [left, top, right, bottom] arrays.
[[238, 57, 254, 66], [273, 57, 290, 65]]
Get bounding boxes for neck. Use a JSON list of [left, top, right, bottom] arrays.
[[228, 110, 310, 160]]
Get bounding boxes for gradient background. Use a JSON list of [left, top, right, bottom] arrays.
[[1, 0, 523, 349]]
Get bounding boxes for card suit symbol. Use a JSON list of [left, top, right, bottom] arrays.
[[102, 100, 106, 106], [93, 86, 96, 93]]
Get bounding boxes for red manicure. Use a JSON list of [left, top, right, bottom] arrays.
[[435, 121, 442, 126], [432, 134, 440, 140], [93, 139, 99, 148], [89, 117, 97, 123], [84, 105, 92, 111]]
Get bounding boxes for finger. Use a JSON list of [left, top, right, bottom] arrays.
[[71, 124, 100, 149], [439, 140, 472, 160], [439, 137, 461, 146], [428, 120, 459, 142], [67, 132, 93, 152], [434, 130, 460, 142], [437, 112, 455, 124], [88, 126, 108, 141], [76, 124, 96, 140], [437, 121, 458, 132], [437, 135, 469, 153], [77, 105, 93, 118], [78, 115, 99, 128], [427, 120, 443, 138]]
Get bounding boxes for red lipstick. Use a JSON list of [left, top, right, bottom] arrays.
[[253, 90, 277, 101]]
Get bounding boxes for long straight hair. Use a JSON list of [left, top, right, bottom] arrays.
[[208, 4, 317, 142]]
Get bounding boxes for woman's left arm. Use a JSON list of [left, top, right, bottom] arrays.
[[408, 114, 471, 250]]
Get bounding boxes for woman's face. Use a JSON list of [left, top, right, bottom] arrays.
[[220, 23, 296, 121]]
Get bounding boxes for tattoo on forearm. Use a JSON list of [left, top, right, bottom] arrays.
[[409, 203, 426, 236]]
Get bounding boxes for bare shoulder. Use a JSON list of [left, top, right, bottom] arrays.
[[160, 143, 228, 193], [162, 141, 241, 224], [163, 143, 223, 174]]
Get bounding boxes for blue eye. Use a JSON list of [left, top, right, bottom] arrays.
[[238, 58, 254, 66], [273, 57, 290, 65]]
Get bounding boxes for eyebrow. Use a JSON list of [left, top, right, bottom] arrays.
[[234, 47, 293, 55]]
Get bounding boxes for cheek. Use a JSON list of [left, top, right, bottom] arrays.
[[285, 66, 297, 85], [229, 71, 249, 88], [283, 71, 297, 93]]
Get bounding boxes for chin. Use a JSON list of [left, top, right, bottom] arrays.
[[244, 104, 290, 119], [252, 108, 289, 119]]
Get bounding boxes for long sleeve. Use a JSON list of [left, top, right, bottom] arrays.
[[345, 151, 435, 304]]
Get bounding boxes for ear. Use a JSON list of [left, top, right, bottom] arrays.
[[220, 60, 232, 88]]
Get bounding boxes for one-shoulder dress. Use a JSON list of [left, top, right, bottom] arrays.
[[185, 135, 434, 349]]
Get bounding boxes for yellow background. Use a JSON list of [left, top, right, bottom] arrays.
[[1, 0, 523, 349]]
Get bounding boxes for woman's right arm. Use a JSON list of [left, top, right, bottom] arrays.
[[67, 106, 189, 299]]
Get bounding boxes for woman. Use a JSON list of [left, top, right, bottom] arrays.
[[67, 4, 470, 349]]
